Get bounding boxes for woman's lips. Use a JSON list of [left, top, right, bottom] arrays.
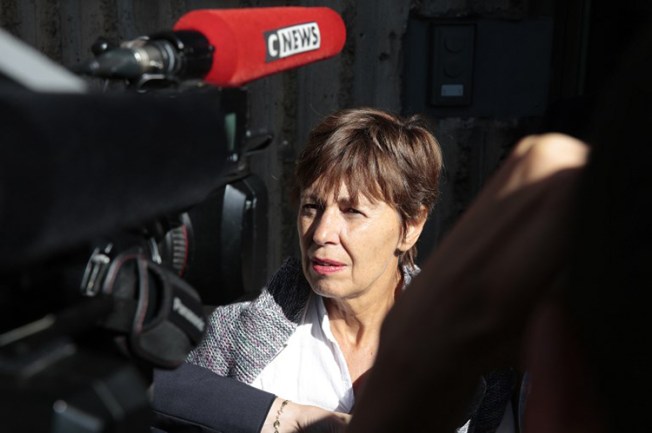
[[311, 257, 345, 275]]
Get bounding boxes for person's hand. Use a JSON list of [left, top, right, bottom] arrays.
[[261, 398, 351, 433], [347, 133, 590, 433]]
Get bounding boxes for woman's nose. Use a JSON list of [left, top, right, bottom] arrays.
[[312, 208, 341, 245]]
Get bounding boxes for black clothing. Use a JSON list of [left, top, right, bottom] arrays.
[[152, 363, 275, 433]]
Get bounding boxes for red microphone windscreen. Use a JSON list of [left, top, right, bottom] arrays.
[[173, 7, 346, 87]]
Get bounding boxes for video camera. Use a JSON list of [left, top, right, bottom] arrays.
[[0, 26, 269, 433]]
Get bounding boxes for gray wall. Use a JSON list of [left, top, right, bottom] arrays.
[[0, 0, 557, 287]]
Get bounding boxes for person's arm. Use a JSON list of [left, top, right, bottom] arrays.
[[152, 362, 276, 433], [347, 133, 590, 433], [152, 362, 351, 433], [260, 398, 350, 433]]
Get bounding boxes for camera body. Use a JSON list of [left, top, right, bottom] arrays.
[[0, 44, 268, 431]]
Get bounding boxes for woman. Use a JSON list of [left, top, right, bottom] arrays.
[[190, 106, 441, 408], [152, 106, 443, 432]]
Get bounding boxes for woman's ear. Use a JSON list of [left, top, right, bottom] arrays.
[[399, 206, 428, 252]]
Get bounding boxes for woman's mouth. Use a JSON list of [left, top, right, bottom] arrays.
[[311, 257, 345, 275]]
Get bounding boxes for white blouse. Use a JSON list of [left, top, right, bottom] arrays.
[[251, 292, 355, 413]]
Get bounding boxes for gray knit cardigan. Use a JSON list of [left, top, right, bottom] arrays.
[[187, 256, 418, 384]]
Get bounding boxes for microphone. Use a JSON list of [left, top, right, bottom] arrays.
[[77, 6, 346, 87]]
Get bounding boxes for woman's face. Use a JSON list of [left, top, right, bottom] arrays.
[[298, 181, 412, 301]]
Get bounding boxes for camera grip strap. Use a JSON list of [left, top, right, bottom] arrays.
[[100, 252, 206, 368]]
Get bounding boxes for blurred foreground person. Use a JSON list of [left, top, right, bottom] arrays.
[[349, 23, 652, 433]]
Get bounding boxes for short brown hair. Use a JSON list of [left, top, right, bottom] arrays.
[[294, 107, 443, 267]]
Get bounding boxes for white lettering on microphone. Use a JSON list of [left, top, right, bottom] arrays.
[[265, 22, 321, 62], [268, 33, 279, 58], [173, 296, 205, 332]]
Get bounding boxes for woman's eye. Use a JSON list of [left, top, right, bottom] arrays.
[[301, 203, 320, 214], [344, 207, 362, 215]]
